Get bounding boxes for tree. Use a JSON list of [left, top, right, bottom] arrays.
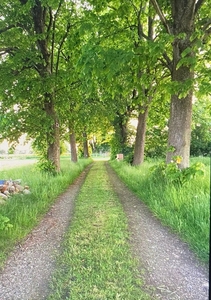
[[77, 1, 171, 165], [0, 0, 80, 172], [151, 0, 211, 168]]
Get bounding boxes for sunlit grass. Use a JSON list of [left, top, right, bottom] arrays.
[[110, 157, 210, 264], [0, 158, 92, 268]]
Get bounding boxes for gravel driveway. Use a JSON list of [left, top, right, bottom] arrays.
[[0, 161, 209, 299]]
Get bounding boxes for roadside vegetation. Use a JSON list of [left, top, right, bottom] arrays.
[[47, 162, 150, 300], [110, 156, 210, 264], [0, 158, 92, 268]]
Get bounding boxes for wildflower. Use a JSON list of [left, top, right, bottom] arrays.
[[176, 157, 182, 164]]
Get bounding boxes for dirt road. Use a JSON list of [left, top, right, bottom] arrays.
[[0, 161, 209, 299]]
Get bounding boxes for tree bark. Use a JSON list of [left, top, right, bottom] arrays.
[[83, 132, 89, 158], [166, 93, 192, 168], [70, 130, 78, 163], [112, 111, 130, 154], [31, 0, 61, 172], [44, 95, 60, 172], [132, 106, 149, 166], [166, 0, 196, 168]]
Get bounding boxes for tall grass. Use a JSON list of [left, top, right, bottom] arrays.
[[0, 158, 92, 268], [110, 157, 210, 264]]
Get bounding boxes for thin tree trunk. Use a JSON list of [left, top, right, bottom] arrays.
[[83, 132, 89, 158], [70, 131, 77, 162], [112, 111, 130, 155], [44, 95, 60, 172], [132, 107, 149, 166]]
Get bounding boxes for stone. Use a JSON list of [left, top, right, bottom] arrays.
[[23, 189, 31, 195], [0, 192, 7, 199]]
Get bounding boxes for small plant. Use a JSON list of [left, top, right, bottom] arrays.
[[37, 157, 57, 175], [0, 215, 13, 231], [150, 156, 205, 186]]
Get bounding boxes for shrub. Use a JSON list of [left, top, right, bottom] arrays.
[[150, 156, 205, 186]]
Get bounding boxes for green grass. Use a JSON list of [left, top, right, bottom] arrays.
[[110, 157, 210, 264], [0, 158, 92, 268], [47, 162, 150, 300]]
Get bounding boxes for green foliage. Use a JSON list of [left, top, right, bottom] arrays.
[[36, 158, 57, 175], [150, 157, 205, 186], [145, 126, 168, 158], [191, 97, 211, 156], [0, 215, 13, 231]]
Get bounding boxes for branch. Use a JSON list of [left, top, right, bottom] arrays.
[[0, 25, 16, 34], [150, 0, 171, 34], [54, 0, 64, 20], [195, 0, 205, 14], [163, 52, 173, 72], [202, 18, 211, 31], [46, 7, 53, 41], [107, 5, 117, 11], [51, 0, 64, 73], [55, 22, 71, 75], [204, 26, 211, 39], [137, 4, 147, 40], [0, 47, 18, 55]]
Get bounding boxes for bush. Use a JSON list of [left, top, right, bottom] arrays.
[[150, 156, 205, 186]]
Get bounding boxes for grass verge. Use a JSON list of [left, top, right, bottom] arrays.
[[0, 158, 92, 268], [110, 157, 210, 264], [47, 162, 150, 300]]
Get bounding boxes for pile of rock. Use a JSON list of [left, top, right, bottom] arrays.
[[0, 179, 30, 204]]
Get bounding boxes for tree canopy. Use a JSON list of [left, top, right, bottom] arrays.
[[0, 0, 210, 172]]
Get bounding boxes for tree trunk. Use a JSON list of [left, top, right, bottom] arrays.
[[166, 0, 196, 169], [83, 132, 89, 158], [70, 130, 78, 163], [44, 96, 60, 172], [166, 93, 193, 168], [112, 112, 130, 155], [132, 106, 149, 166]]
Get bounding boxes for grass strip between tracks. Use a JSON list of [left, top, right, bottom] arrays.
[[47, 161, 150, 300]]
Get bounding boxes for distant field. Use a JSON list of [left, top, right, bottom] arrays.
[[0, 159, 37, 170]]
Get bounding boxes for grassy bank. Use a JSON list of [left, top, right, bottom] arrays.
[[0, 158, 92, 268], [47, 162, 150, 300], [110, 157, 210, 264]]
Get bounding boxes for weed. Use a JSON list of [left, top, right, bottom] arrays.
[[0, 215, 13, 231], [150, 156, 205, 186]]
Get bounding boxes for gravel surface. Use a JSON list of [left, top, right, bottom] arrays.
[[0, 161, 209, 300]]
